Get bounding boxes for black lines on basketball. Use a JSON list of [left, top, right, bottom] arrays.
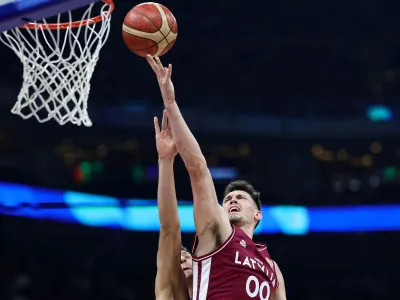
[[122, 3, 178, 57]]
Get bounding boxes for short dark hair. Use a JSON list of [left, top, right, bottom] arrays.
[[223, 180, 262, 228]]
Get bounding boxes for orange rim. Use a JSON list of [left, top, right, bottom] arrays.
[[20, 0, 114, 30]]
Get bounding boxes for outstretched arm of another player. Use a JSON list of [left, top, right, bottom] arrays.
[[271, 262, 287, 300], [147, 55, 232, 254], [154, 111, 188, 300]]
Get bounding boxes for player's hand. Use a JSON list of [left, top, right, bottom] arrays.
[[154, 110, 178, 160], [146, 55, 175, 105]]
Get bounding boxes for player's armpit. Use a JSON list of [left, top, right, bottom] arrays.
[[188, 161, 232, 255], [155, 228, 188, 300], [271, 261, 287, 300]]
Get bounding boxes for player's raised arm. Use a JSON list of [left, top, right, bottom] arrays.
[[154, 111, 188, 300], [147, 56, 232, 254]]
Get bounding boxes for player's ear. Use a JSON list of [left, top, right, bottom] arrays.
[[254, 210, 262, 223]]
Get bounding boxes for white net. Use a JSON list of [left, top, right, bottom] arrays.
[[0, 1, 113, 127]]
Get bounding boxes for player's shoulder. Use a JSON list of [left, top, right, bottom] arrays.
[[254, 241, 274, 261], [254, 241, 268, 251]]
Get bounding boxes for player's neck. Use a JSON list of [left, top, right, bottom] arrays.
[[239, 224, 254, 239]]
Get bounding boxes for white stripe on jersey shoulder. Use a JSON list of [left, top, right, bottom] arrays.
[[192, 261, 199, 300], [255, 242, 267, 251], [199, 257, 212, 300], [192, 257, 212, 300], [192, 226, 236, 261]]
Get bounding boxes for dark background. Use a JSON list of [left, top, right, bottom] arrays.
[[1, 0, 400, 299]]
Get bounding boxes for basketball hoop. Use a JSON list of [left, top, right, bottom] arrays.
[[0, 0, 115, 127]]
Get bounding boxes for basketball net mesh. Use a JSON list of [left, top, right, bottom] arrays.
[[0, 2, 112, 127]]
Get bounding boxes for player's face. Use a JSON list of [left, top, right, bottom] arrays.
[[181, 251, 193, 279], [222, 190, 260, 228]]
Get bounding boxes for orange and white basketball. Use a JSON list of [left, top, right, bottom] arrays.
[[122, 2, 178, 57]]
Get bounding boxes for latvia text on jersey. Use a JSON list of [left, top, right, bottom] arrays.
[[191, 225, 278, 300]]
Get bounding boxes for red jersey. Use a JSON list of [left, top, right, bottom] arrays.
[[191, 225, 278, 300]]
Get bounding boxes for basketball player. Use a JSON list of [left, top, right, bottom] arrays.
[[154, 110, 192, 300], [180, 244, 194, 297], [147, 55, 286, 300]]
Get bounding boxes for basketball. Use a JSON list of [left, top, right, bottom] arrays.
[[122, 2, 178, 57]]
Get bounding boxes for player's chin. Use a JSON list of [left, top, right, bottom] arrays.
[[183, 268, 193, 278], [228, 214, 242, 224]]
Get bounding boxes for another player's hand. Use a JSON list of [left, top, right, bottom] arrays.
[[154, 110, 178, 160], [146, 55, 175, 105]]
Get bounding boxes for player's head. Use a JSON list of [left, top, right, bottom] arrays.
[[222, 180, 262, 230], [181, 245, 193, 279]]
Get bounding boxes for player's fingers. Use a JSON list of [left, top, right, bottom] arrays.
[[146, 55, 158, 74], [155, 57, 164, 72], [154, 116, 160, 134], [167, 64, 172, 78], [146, 54, 154, 67], [154, 60, 162, 76], [162, 67, 168, 77], [155, 56, 162, 66], [161, 110, 168, 130]]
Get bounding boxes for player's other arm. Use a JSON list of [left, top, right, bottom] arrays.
[[155, 159, 186, 300], [271, 262, 287, 300], [147, 56, 231, 253], [154, 113, 188, 300]]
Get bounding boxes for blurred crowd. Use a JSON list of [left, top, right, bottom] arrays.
[[0, 256, 138, 300], [0, 218, 399, 300], [0, 237, 399, 300]]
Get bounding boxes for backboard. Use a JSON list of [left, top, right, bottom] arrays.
[[0, 0, 101, 31]]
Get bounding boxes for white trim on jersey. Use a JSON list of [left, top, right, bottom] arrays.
[[255, 242, 267, 252], [199, 258, 212, 300], [192, 257, 212, 300], [192, 226, 236, 261], [192, 261, 199, 300]]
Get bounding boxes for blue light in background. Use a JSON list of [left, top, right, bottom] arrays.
[[209, 167, 238, 180], [268, 206, 309, 235], [308, 205, 400, 232], [64, 191, 125, 229], [1, 182, 400, 234], [367, 105, 392, 122]]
